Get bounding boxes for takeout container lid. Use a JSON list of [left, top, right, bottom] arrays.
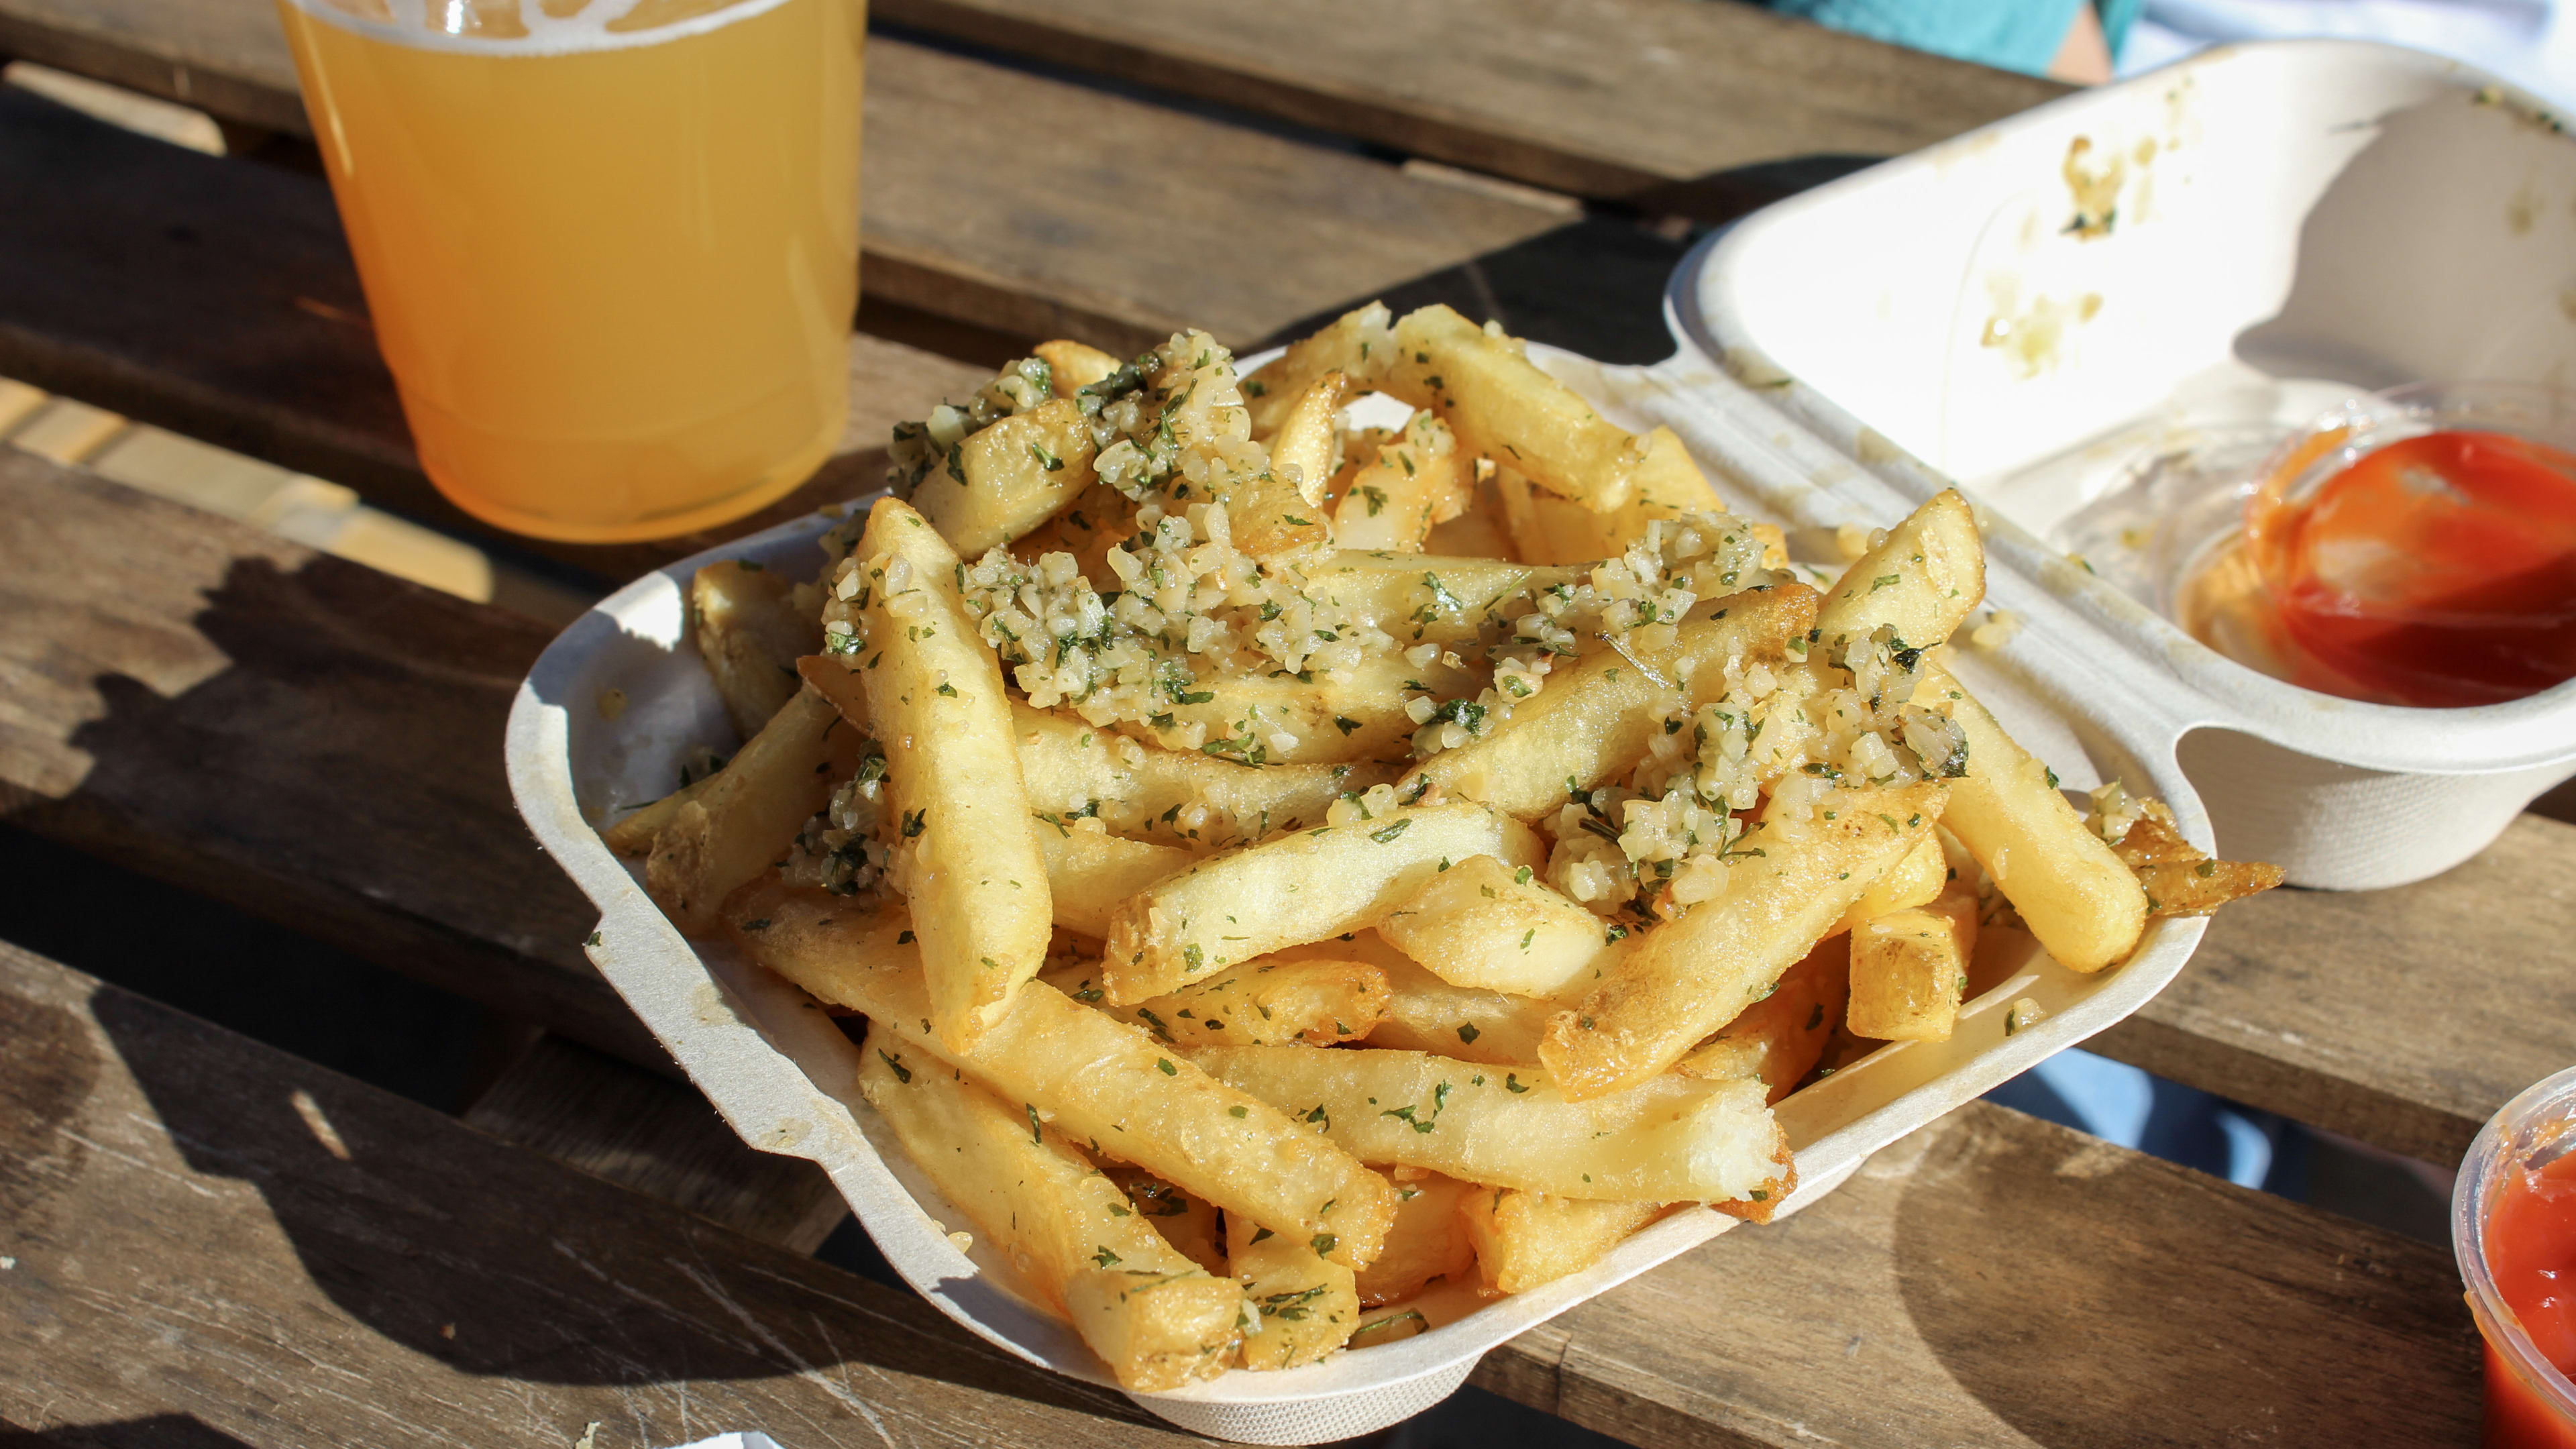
[[506, 324, 2224, 1438], [1664, 38, 2576, 889]]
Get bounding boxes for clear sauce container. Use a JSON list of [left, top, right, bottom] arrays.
[[2457, 1064, 2576, 1448]]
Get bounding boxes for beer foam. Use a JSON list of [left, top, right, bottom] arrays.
[[278, 0, 808, 55]]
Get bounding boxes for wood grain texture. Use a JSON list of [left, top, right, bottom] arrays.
[[466, 1033, 849, 1253], [0, 941, 1201, 1448], [0, 453, 642, 1064], [874, 0, 2067, 217], [2093, 812, 2576, 1165], [0, 82, 991, 582], [1474, 1104, 2479, 1448]]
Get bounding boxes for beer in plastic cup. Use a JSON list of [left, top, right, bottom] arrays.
[[276, 0, 863, 542]]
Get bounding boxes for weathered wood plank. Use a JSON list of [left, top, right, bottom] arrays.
[[0, 0, 1622, 354], [0, 940, 1201, 1447], [0, 81, 992, 583], [875, 0, 2068, 218], [466, 1033, 849, 1253], [2092, 811, 2576, 1166], [0, 452, 647, 1065], [1476, 1103, 2479, 1448]]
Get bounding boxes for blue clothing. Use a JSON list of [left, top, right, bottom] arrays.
[[1766, 0, 2141, 79]]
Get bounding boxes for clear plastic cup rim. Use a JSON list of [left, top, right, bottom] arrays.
[[2453, 1061, 2576, 1419]]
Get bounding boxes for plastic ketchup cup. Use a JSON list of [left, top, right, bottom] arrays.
[[2457, 1065, 2576, 1448]]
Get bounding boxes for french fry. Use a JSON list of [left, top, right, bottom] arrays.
[[1045, 955, 1391, 1048], [1240, 301, 1393, 438], [1676, 934, 1851, 1104], [1124, 649, 1484, 765], [1031, 821, 1193, 938], [1377, 855, 1607, 997], [639, 686, 861, 932], [1330, 411, 1472, 552], [855, 1024, 1241, 1392], [1493, 427, 1754, 566], [1014, 703, 1397, 849], [692, 558, 822, 737], [910, 398, 1099, 557], [728, 883, 1398, 1268], [1844, 880, 1980, 1042], [1813, 489, 1984, 649], [1035, 339, 1121, 394], [1005, 482, 1130, 588], [1101, 804, 1544, 1002], [1924, 667, 2145, 973], [1399, 585, 1819, 818], [2110, 802, 2286, 917], [1355, 1169, 1478, 1307], [1374, 305, 1642, 513], [1367, 955, 1560, 1066], [1103, 1165, 1228, 1277], [1267, 371, 1350, 507], [845, 496, 1055, 1049], [1540, 782, 1945, 1100], [1197, 1044, 1788, 1206], [1298, 551, 1576, 649], [1832, 835, 1945, 934], [1458, 1189, 1668, 1296], [1424, 468, 1515, 557], [1226, 1210, 1360, 1369]]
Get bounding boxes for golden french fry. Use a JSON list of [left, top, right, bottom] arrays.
[[1374, 305, 1641, 513], [910, 398, 1099, 557], [1330, 411, 1471, 552], [640, 686, 861, 932], [1367, 954, 1561, 1065], [1241, 302, 1393, 438], [1540, 782, 1945, 1100], [1297, 551, 1576, 649], [855, 1024, 1241, 1392], [1004, 481, 1130, 588], [1925, 667, 2145, 973], [2109, 801, 2286, 917], [1833, 835, 1945, 934], [1492, 427, 1748, 565], [1124, 649, 1483, 766], [1014, 703, 1396, 850], [691, 558, 821, 737], [1197, 1043, 1788, 1206], [1046, 955, 1390, 1048], [1101, 804, 1543, 1003], [1103, 1165, 1228, 1277], [1677, 934, 1851, 1104], [1268, 371, 1350, 508], [1226, 1210, 1359, 1369], [1458, 1189, 1668, 1297], [843, 496, 1055, 1050], [1845, 881, 1980, 1042], [1355, 1169, 1477, 1307], [1399, 586, 1819, 818], [1377, 855, 1606, 997], [1424, 468, 1516, 558], [1036, 339, 1121, 394], [1813, 489, 1984, 649], [1031, 821, 1193, 938], [728, 884, 1397, 1268]]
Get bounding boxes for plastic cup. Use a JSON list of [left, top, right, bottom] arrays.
[[2454, 1064, 2576, 1448]]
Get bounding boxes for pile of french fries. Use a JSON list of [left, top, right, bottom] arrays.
[[603, 303, 2281, 1391]]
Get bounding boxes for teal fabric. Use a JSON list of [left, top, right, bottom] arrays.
[[1766, 0, 2139, 78]]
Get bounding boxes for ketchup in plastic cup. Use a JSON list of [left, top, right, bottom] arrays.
[[2457, 1064, 2576, 1448], [2177, 383, 2576, 708]]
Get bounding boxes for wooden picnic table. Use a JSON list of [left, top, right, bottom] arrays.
[[0, 0, 2561, 1442]]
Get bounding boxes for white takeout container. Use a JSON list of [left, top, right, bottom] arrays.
[[1677, 39, 2576, 890], [507, 340, 2219, 1442]]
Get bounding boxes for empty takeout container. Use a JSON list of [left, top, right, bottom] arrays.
[[1675, 39, 2576, 889]]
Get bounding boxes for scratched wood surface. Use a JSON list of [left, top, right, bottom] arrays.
[[875, 0, 2067, 216], [0, 934, 2477, 1449], [0, 941, 1207, 1448]]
